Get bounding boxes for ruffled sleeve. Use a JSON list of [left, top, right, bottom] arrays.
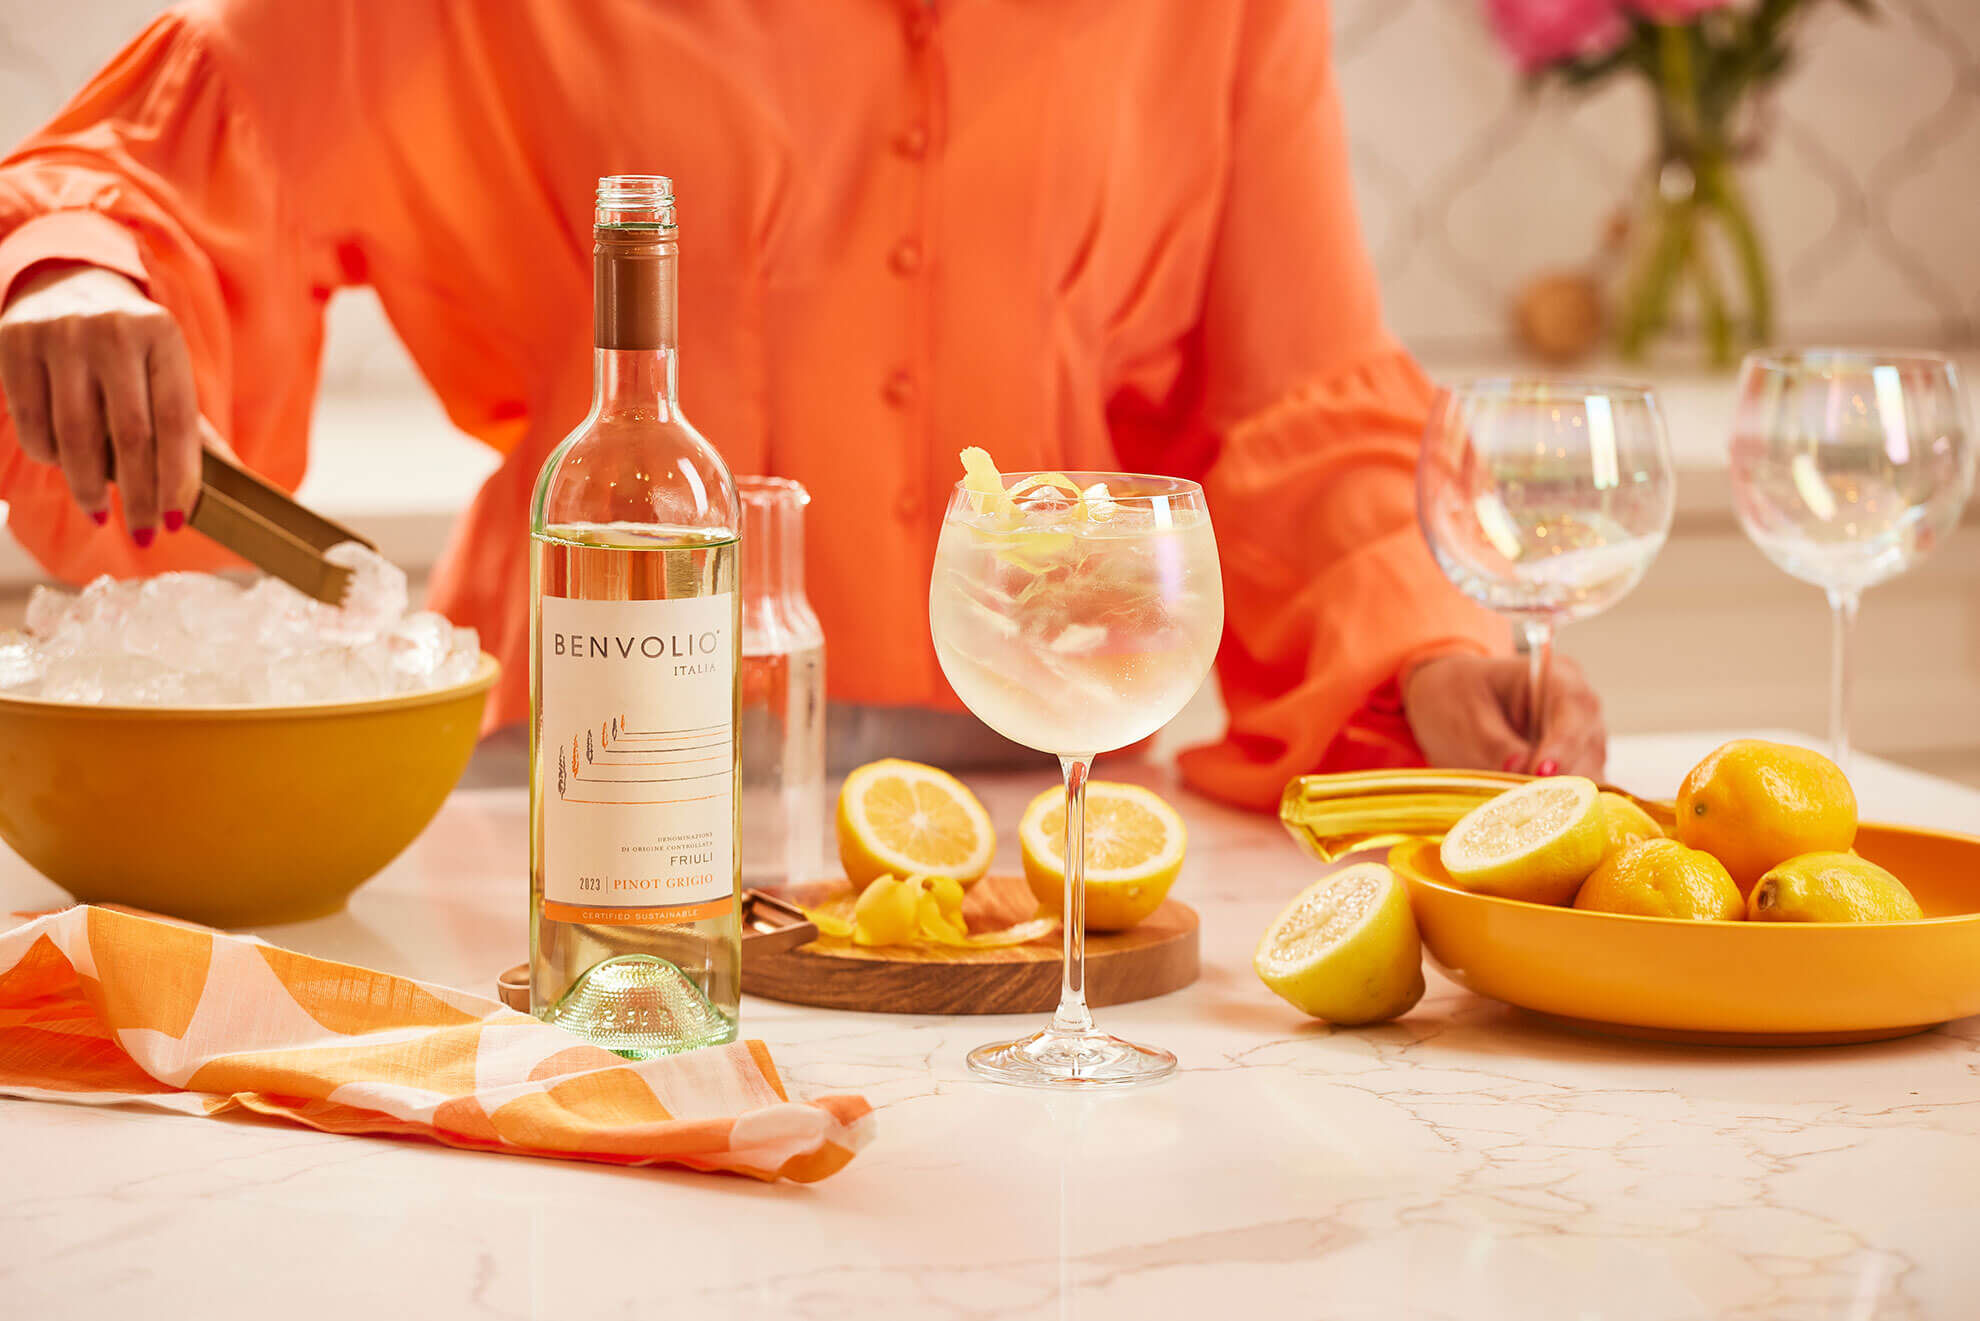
[[1163, 1, 1506, 810], [0, 9, 327, 580], [1178, 353, 1507, 810]]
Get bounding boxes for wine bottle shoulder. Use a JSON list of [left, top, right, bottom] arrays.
[[531, 410, 737, 537]]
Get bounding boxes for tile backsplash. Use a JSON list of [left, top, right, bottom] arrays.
[[1, 0, 1972, 388]]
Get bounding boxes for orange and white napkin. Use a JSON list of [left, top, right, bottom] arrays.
[[0, 905, 870, 1182]]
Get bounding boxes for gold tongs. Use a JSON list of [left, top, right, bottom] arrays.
[[188, 449, 374, 606]]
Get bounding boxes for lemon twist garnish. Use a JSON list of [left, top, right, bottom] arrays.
[[957, 449, 1116, 528], [960, 447, 1016, 518], [803, 873, 1056, 949]]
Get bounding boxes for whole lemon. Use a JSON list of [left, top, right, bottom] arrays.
[[1749, 853, 1924, 923], [1597, 792, 1665, 857], [1573, 838, 1743, 921], [1675, 740, 1856, 891]]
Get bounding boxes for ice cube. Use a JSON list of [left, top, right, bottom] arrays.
[[326, 541, 409, 635], [10, 546, 470, 708], [37, 654, 176, 705], [0, 633, 44, 691], [433, 635, 480, 688], [24, 585, 75, 637], [1048, 624, 1108, 655], [385, 612, 452, 680]]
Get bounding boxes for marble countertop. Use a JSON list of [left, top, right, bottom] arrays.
[[4, 730, 1978, 1320]]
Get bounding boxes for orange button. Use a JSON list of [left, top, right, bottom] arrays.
[[896, 490, 924, 521], [889, 239, 923, 275], [894, 123, 929, 160], [883, 369, 916, 407], [904, 9, 934, 46]]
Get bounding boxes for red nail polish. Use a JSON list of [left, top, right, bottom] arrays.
[[1502, 754, 1522, 772], [133, 527, 155, 549], [163, 509, 185, 533], [1536, 759, 1559, 777], [90, 510, 109, 527]]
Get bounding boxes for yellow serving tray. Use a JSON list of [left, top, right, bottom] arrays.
[[1283, 773, 1980, 1045]]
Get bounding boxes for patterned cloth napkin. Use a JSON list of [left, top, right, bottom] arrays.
[[0, 905, 871, 1182]]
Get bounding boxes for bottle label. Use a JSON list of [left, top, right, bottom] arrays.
[[538, 593, 736, 925]]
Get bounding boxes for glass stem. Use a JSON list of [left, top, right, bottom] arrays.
[[1827, 588, 1860, 771], [1050, 755, 1094, 1038], [1521, 618, 1555, 748]]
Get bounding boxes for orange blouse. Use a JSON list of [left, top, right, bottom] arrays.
[[0, 0, 1502, 810]]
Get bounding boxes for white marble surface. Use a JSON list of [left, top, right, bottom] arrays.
[[4, 731, 1979, 1320]]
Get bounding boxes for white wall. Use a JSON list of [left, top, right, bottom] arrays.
[[2, 0, 1973, 383]]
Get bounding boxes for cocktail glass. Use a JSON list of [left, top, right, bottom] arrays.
[[929, 472, 1223, 1088]]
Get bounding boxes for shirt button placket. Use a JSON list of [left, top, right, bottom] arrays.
[[894, 3, 939, 530], [893, 122, 929, 160]]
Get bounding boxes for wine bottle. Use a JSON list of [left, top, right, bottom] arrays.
[[528, 175, 740, 1056]]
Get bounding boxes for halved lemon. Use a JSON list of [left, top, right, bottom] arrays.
[[1253, 862, 1425, 1025], [1439, 776, 1605, 906], [836, 759, 995, 889], [1018, 782, 1185, 931]]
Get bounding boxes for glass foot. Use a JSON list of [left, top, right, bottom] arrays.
[[967, 1027, 1177, 1089]]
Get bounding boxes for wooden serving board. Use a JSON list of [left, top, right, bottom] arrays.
[[742, 873, 1198, 1016], [495, 874, 1199, 1017]]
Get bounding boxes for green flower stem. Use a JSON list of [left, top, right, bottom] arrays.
[[1698, 156, 1774, 346], [1656, 24, 1699, 145], [1686, 206, 1734, 366], [1618, 22, 1774, 365], [1620, 194, 1694, 360]]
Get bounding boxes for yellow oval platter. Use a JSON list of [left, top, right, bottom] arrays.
[[1387, 817, 1980, 1045]]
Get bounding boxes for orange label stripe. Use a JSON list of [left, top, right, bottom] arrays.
[[540, 896, 735, 926]]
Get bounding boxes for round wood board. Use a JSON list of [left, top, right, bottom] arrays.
[[742, 873, 1199, 1015]]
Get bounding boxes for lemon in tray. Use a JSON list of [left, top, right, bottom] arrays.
[[1675, 739, 1857, 891], [1438, 777, 1607, 906], [1749, 853, 1923, 923], [1597, 792, 1664, 857], [1573, 838, 1743, 921]]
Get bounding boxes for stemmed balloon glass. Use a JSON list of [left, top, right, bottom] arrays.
[[929, 472, 1222, 1088], [1418, 381, 1676, 748], [1729, 351, 1972, 770]]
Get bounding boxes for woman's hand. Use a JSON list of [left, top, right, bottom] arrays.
[[0, 263, 201, 544], [1401, 651, 1607, 779]]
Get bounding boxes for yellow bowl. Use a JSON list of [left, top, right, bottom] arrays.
[[1388, 818, 1980, 1045], [0, 655, 498, 927]]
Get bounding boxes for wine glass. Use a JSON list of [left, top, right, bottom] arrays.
[[1729, 350, 1972, 769], [929, 472, 1223, 1088], [1417, 380, 1676, 750]]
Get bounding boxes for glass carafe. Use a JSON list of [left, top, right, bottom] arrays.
[[739, 477, 826, 891]]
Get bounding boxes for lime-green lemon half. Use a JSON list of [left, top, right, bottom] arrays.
[[1439, 776, 1606, 906], [1254, 862, 1425, 1025]]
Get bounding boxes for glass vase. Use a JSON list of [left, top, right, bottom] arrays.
[[1617, 48, 1772, 367]]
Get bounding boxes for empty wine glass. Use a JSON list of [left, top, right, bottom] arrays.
[[1418, 380, 1676, 750], [1730, 350, 1973, 769]]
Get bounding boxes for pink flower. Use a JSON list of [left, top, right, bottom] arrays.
[[1486, 0, 1631, 74], [1629, 0, 1735, 20]]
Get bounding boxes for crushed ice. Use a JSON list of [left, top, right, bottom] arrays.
[[0, 543, 480, 706]]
